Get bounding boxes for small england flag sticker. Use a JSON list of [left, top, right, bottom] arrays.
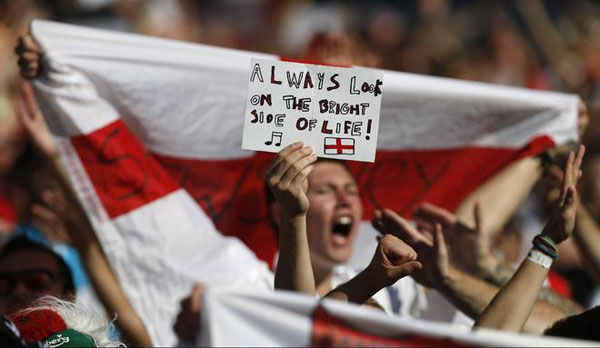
[[324, 137, 355, 155]]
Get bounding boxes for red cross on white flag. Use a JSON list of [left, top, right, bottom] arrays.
[[324, 137, 355, 155]]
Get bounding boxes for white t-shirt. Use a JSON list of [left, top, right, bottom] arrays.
[[328, 265, 428, 317]]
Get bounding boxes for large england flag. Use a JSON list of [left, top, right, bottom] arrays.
[[201, 289, 596, 347], [29, 20, 578, 346]]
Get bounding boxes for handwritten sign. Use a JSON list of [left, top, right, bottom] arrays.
[[242, 58, 383, 162]]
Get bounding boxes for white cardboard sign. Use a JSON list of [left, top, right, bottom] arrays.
[[242, 58, 383, 162]]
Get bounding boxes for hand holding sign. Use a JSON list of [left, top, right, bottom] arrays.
[[242, 59, 383, 162]]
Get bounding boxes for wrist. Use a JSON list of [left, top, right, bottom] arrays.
[[280, 211, 307, 222], [356, 268, 384, 298], [439, 265, 460, 291], [279, 200, 308, 221], [474, 254, 500, 279]]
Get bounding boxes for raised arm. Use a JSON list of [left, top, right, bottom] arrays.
[[455, 100, 589, 234], [454, 156, 543, 235], [15, 37, 152, 346], [266, 142, 317, 295], [373, 205, 575, 334], [414, 201, 582, 317], [475, 145, 585, 332]]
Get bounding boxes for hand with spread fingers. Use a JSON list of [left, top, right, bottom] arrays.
[[266, 142, 317, 219], [364, 234, 422, 289], [372, 209, 450, 289], [15, 33, 41, 79], [542, 145, 585, 244], [414, 202, 495, 276]]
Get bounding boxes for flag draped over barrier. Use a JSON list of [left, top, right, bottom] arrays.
[[201, 289, 595, 347], [30, 20, 579, 346]]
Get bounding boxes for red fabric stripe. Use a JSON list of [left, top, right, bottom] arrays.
[[155, 136, 553, 266], [69, 119, 554, 266], [71, 120, 179, 219], [310, 305, 468, 347]]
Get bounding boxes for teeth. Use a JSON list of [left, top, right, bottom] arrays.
[[337, 216, 352, 225]]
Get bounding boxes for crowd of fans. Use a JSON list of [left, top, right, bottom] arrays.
[[2, 0, 600, 346]]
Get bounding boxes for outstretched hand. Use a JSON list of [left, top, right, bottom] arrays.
[[372, 209, 450, 289], [414, 202, 494, 275], [18, 82, 56, 158], [266, 142, 317, 219], [364, 234, 422, 289], [542, 145, 585, 244]]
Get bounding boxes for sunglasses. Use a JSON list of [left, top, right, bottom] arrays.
[[0, 269, 59, 296]]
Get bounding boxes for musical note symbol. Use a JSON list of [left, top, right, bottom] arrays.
[[265, 131, 283, 146]]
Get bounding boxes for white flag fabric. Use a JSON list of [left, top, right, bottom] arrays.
[[29, 19, 579, 346], [201, 289, 596, 347]]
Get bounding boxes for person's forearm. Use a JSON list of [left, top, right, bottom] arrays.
[[324, 270, 380, 305], [82, 241, 153, 347], [573, 204, 600, 283], [475, 260, 548, 332], [455, 157, 542, 234], [438, 267, 495, 319], [439, 267, 565, 334], [478, 258, 583, 317], [49, 156, 152, 346], [274, 214, 316, 295]]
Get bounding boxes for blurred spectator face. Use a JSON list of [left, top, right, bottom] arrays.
[[367, 9, 405, 50], [0, 249, 66, 314], [305, 161, 362, 269]]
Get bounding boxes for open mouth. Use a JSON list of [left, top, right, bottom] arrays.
[[331, 216, 353, 246]]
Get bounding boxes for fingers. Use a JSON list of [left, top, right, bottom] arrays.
[[279, 152, 317, 188], [390, 260, 422, 279], [380, 234, 417, 265], [378, 208, 433, 247], [433, 223, 448, 261], [189, 284, 205, 313], [20, 83, 42, 122], [371, 210, 385, 232], [174, 284, 205, 341], [414, 202, 455, 227], [15, 35, 41, 79], [560, 145, 585, 204], [561, 151, 575, 200], [18, 35, 40, 53], [267, 144, 314, 189], [473, 202, 482, 234], [379, 234, 422, 280], [290, 164, 315, 189], [266, 142, 303, 174]]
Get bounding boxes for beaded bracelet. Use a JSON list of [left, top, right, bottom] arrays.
[[537, 235, 558, 252], [532, 235, 559, 259]]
